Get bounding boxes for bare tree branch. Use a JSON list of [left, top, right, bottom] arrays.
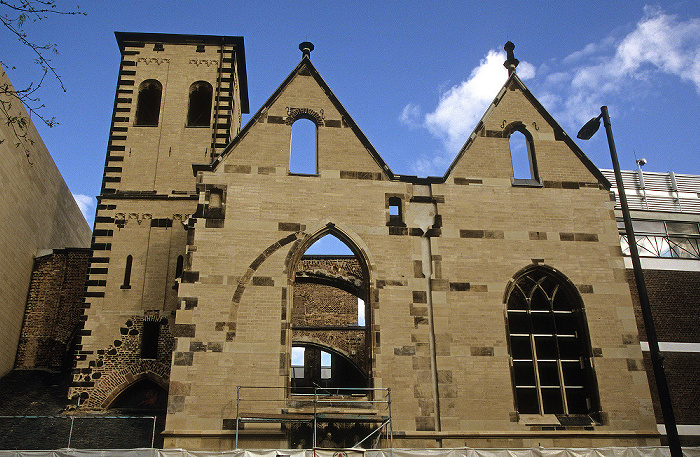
[[0, 0, 85, 161]]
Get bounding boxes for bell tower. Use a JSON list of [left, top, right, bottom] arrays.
[[70, 33, 248, 410]]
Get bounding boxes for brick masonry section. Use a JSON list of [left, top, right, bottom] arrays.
[[15, 249, 91, 370], [628, 269, 700, 343]]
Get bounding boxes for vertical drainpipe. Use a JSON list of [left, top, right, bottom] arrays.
[[414, 183, 442, 442]]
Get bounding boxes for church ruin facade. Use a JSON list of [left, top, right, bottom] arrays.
[[70, 33, 660, 450]]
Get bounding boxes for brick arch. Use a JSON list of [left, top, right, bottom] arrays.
[[93, 362, 170, 409], [286, 107, 323, 126]]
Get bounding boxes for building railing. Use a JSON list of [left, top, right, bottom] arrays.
[[234, 386, 392, 450], [602, 169, 700, 214]]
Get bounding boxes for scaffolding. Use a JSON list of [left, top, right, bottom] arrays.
[[233, 386, 392, 450]]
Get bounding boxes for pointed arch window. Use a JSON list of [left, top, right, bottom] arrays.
[[290, 232, 370, 394], [506, 267, 599, 416], [508, 125, 541, 186], [134, 80, 162, 126], [289, 117, 318, 175], [187, 81, 213, 126]]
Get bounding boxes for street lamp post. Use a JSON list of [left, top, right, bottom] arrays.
[[577, 106, 682, 457]]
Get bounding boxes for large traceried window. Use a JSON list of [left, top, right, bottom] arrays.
[[506, 267, 599, 417], [134, 80, 162, 126]]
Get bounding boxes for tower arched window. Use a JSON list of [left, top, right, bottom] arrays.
[[134, 80, 162, 126], [508, 125, 540, 186], [187, 81, 213, 126], [505, 266, 599, 416], [289, 117, 317, 175]]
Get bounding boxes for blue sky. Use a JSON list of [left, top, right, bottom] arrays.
[[2, 1, 700, 225]]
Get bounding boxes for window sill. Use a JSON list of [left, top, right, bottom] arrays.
[[511, 177, 543, 187]]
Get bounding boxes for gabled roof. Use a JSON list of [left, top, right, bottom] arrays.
[[206, 55, 395, 178], [442, 72, 611, 189]]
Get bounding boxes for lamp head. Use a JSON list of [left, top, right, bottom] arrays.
[[636, 158, 647, 167], [577, 114, 602, 140]]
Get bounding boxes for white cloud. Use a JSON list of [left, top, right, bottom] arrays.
[[403, 49, 536, 176], [541, 7, 700, 127], [399, 103, 422, 128], [424, 50, 513, 153], [73, 193, 94, 221]]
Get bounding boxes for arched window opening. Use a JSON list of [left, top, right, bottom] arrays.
[[289, 117, 317, 175], [506, 267, 599, 417], [121, 255, 133, 289], [509, 128, 539, 185], [291, 232, 369, 395], [187, 81, 213, 126], [134, 80, 162, 126], [141, 320, 160, 359]]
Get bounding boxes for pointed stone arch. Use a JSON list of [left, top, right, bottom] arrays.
[[285, 222, 375, 396]]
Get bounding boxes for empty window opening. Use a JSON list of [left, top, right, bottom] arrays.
[[289, 118, 317, 175], [509, 129, 538, 183], [175, 255, 184, 278], [303, 233, 353, 256], [357, 297, 365, 327], [320, 351, 331, 379], [506, 268, 599, 416], [141, 321, 160, 359], [387, 196, 405, 227], [209, 189, 222, 208], [121, 255, 133, 289], [291, 231, 370, 395], [291, 346, 305, 380], [134, 80, 162, 126], [187, 81, 213, 126]]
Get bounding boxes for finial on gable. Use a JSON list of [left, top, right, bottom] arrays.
[[299, 42, 314, 59], [503, 41, 519, 76]]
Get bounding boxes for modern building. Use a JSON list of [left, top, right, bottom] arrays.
[[601, 168, 700, 446], [0, 66, 92, 377], [66, 33, 664, 451]]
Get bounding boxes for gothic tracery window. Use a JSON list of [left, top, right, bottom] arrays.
[[506, 267, 599, 416]]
